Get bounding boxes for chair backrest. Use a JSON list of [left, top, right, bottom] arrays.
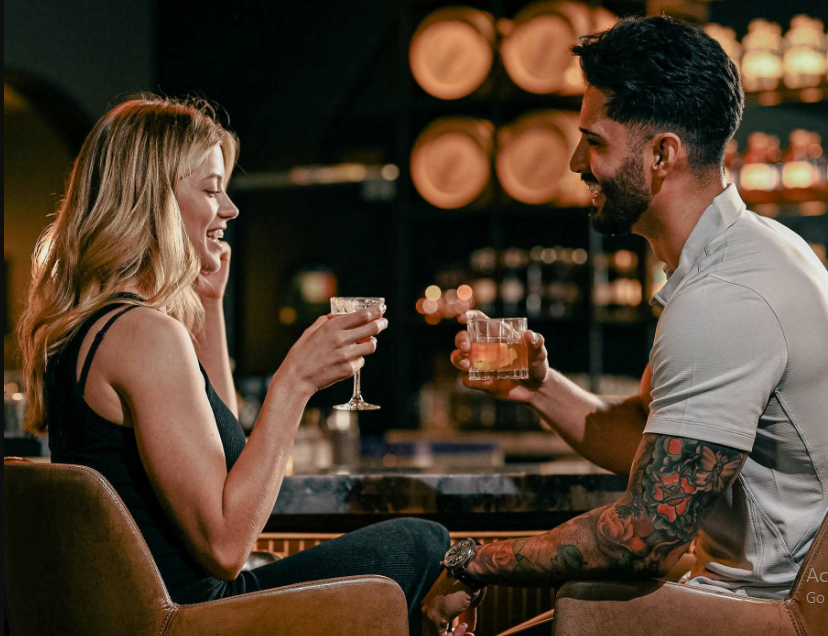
[[4, 459, 174, 635], [786, 510, 828, 634]]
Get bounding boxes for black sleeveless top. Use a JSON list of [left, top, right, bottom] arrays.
[[46, 294, 247, 604]]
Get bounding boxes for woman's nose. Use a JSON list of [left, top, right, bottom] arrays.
[[219, 193, 239, 219]]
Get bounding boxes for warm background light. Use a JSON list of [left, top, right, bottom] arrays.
[[741, 19, 784, 92]]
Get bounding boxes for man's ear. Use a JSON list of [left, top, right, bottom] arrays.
[[651, 133, 681, 179]]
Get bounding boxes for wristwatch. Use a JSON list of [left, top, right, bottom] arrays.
[[441, 538, 486, 591]]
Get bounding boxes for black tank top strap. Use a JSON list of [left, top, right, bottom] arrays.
[[78, 304, 142, 395]]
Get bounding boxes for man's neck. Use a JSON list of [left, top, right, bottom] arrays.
[[634, 175, 727, 272]]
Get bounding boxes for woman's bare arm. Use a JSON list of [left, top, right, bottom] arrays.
[[194, 298, 238, 418], [109, 305, 387, 580]]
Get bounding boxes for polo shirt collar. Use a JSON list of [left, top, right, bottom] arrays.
[[650, 184, 745, 307]]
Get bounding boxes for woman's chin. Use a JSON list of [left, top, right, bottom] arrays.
[[198, 254, 222, 275]]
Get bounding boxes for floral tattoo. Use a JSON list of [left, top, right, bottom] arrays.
[[469, 434, 747, 585]]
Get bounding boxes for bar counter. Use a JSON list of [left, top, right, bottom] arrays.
[[267, 463, 628, 533]]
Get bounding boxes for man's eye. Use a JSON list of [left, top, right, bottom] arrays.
[[587, 139, 600, 147]]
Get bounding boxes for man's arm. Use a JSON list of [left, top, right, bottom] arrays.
[[466, 433, 747, 586], [528, 364, 654, 475], [452, 312, 653, 475]]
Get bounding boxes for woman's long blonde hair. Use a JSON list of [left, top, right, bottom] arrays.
[[17, 94, 238, 435]]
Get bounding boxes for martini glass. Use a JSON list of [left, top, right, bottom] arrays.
[[330, 296, 385, 410]]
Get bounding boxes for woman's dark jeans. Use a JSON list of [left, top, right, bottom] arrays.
[[223, 518, 450, 636]]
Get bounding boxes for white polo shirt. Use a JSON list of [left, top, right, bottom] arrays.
[[645, 184, 828, 599]]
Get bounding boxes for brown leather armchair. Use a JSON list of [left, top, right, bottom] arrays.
[[498, 511, 828, 636], [3, 458, 410, 636]]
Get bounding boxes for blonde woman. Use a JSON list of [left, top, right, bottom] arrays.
[[17, 95, 479, 636]]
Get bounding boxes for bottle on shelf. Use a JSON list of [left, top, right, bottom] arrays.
[[704, 23, 742, 67], [418, 244, 589, 324], [470, 247, 498, 316], [724, 139, 743, 188], [544, 246, 586, 319], [782, 129, 823, 189], [500, 248, 528, 316], [740, 132, 782, 192], [741, 19, 785, 93], [526, 247, 544, 318], [783, 15, 827, 90], [592, 249, 644, 323]]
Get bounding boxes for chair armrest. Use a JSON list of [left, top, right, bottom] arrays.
[[553, 580, 796, 636], [166, 575, 409, 636]]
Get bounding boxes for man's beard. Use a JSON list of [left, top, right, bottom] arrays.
[[587, 155, 651, 236]]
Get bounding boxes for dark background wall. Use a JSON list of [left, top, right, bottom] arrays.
[[5, 0, 828, 431]]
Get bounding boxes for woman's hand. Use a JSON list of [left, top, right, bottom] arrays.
[[451, 310, 549, 404], [277, 304, 388, 397], [422, 570, 485, 636], [195, 240, 232, 303]]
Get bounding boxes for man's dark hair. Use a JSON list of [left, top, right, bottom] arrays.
[[572, 16, 744, 173]]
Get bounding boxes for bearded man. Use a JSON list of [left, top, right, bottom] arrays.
[[425, 16, 828, 633]]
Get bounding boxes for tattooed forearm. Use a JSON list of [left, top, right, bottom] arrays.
[[467, 434, 747, 586]]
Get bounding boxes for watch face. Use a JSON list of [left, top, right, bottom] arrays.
[[444, 540, 476, 569]]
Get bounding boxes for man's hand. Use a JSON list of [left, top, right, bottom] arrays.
[[451, 310, 549, 403], [421, 570, 485, 636]]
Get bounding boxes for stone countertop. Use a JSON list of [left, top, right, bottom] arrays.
[[268, 464, 628, 531]]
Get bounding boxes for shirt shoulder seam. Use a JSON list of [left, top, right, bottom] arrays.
[[706, 274, 790, 371], [646, 416, 756, 439]]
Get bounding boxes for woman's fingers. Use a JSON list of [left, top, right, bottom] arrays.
[[301, 315, 331, 339], [348, 317, 389, 342], [351, 338, 378, 359], [454, 330, 471, 351], [333, 304, 385, 329]]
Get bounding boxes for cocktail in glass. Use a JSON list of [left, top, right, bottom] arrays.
[[330, 296, 385, 410], [466, 317, 529, 381]]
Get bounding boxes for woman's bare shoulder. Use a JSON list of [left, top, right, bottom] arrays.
[[103, 307, 200, 385]]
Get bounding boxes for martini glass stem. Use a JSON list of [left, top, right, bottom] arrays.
[[351, 370, 364, 403]]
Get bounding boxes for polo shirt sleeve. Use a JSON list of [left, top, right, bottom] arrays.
[[644, 275, 788, 452]]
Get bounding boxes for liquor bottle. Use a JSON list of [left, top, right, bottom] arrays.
[[741, 132, 781, 192], [526, 247, 544, 319], [782, 129, 820, 189], [501, 248, 528, 316]]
